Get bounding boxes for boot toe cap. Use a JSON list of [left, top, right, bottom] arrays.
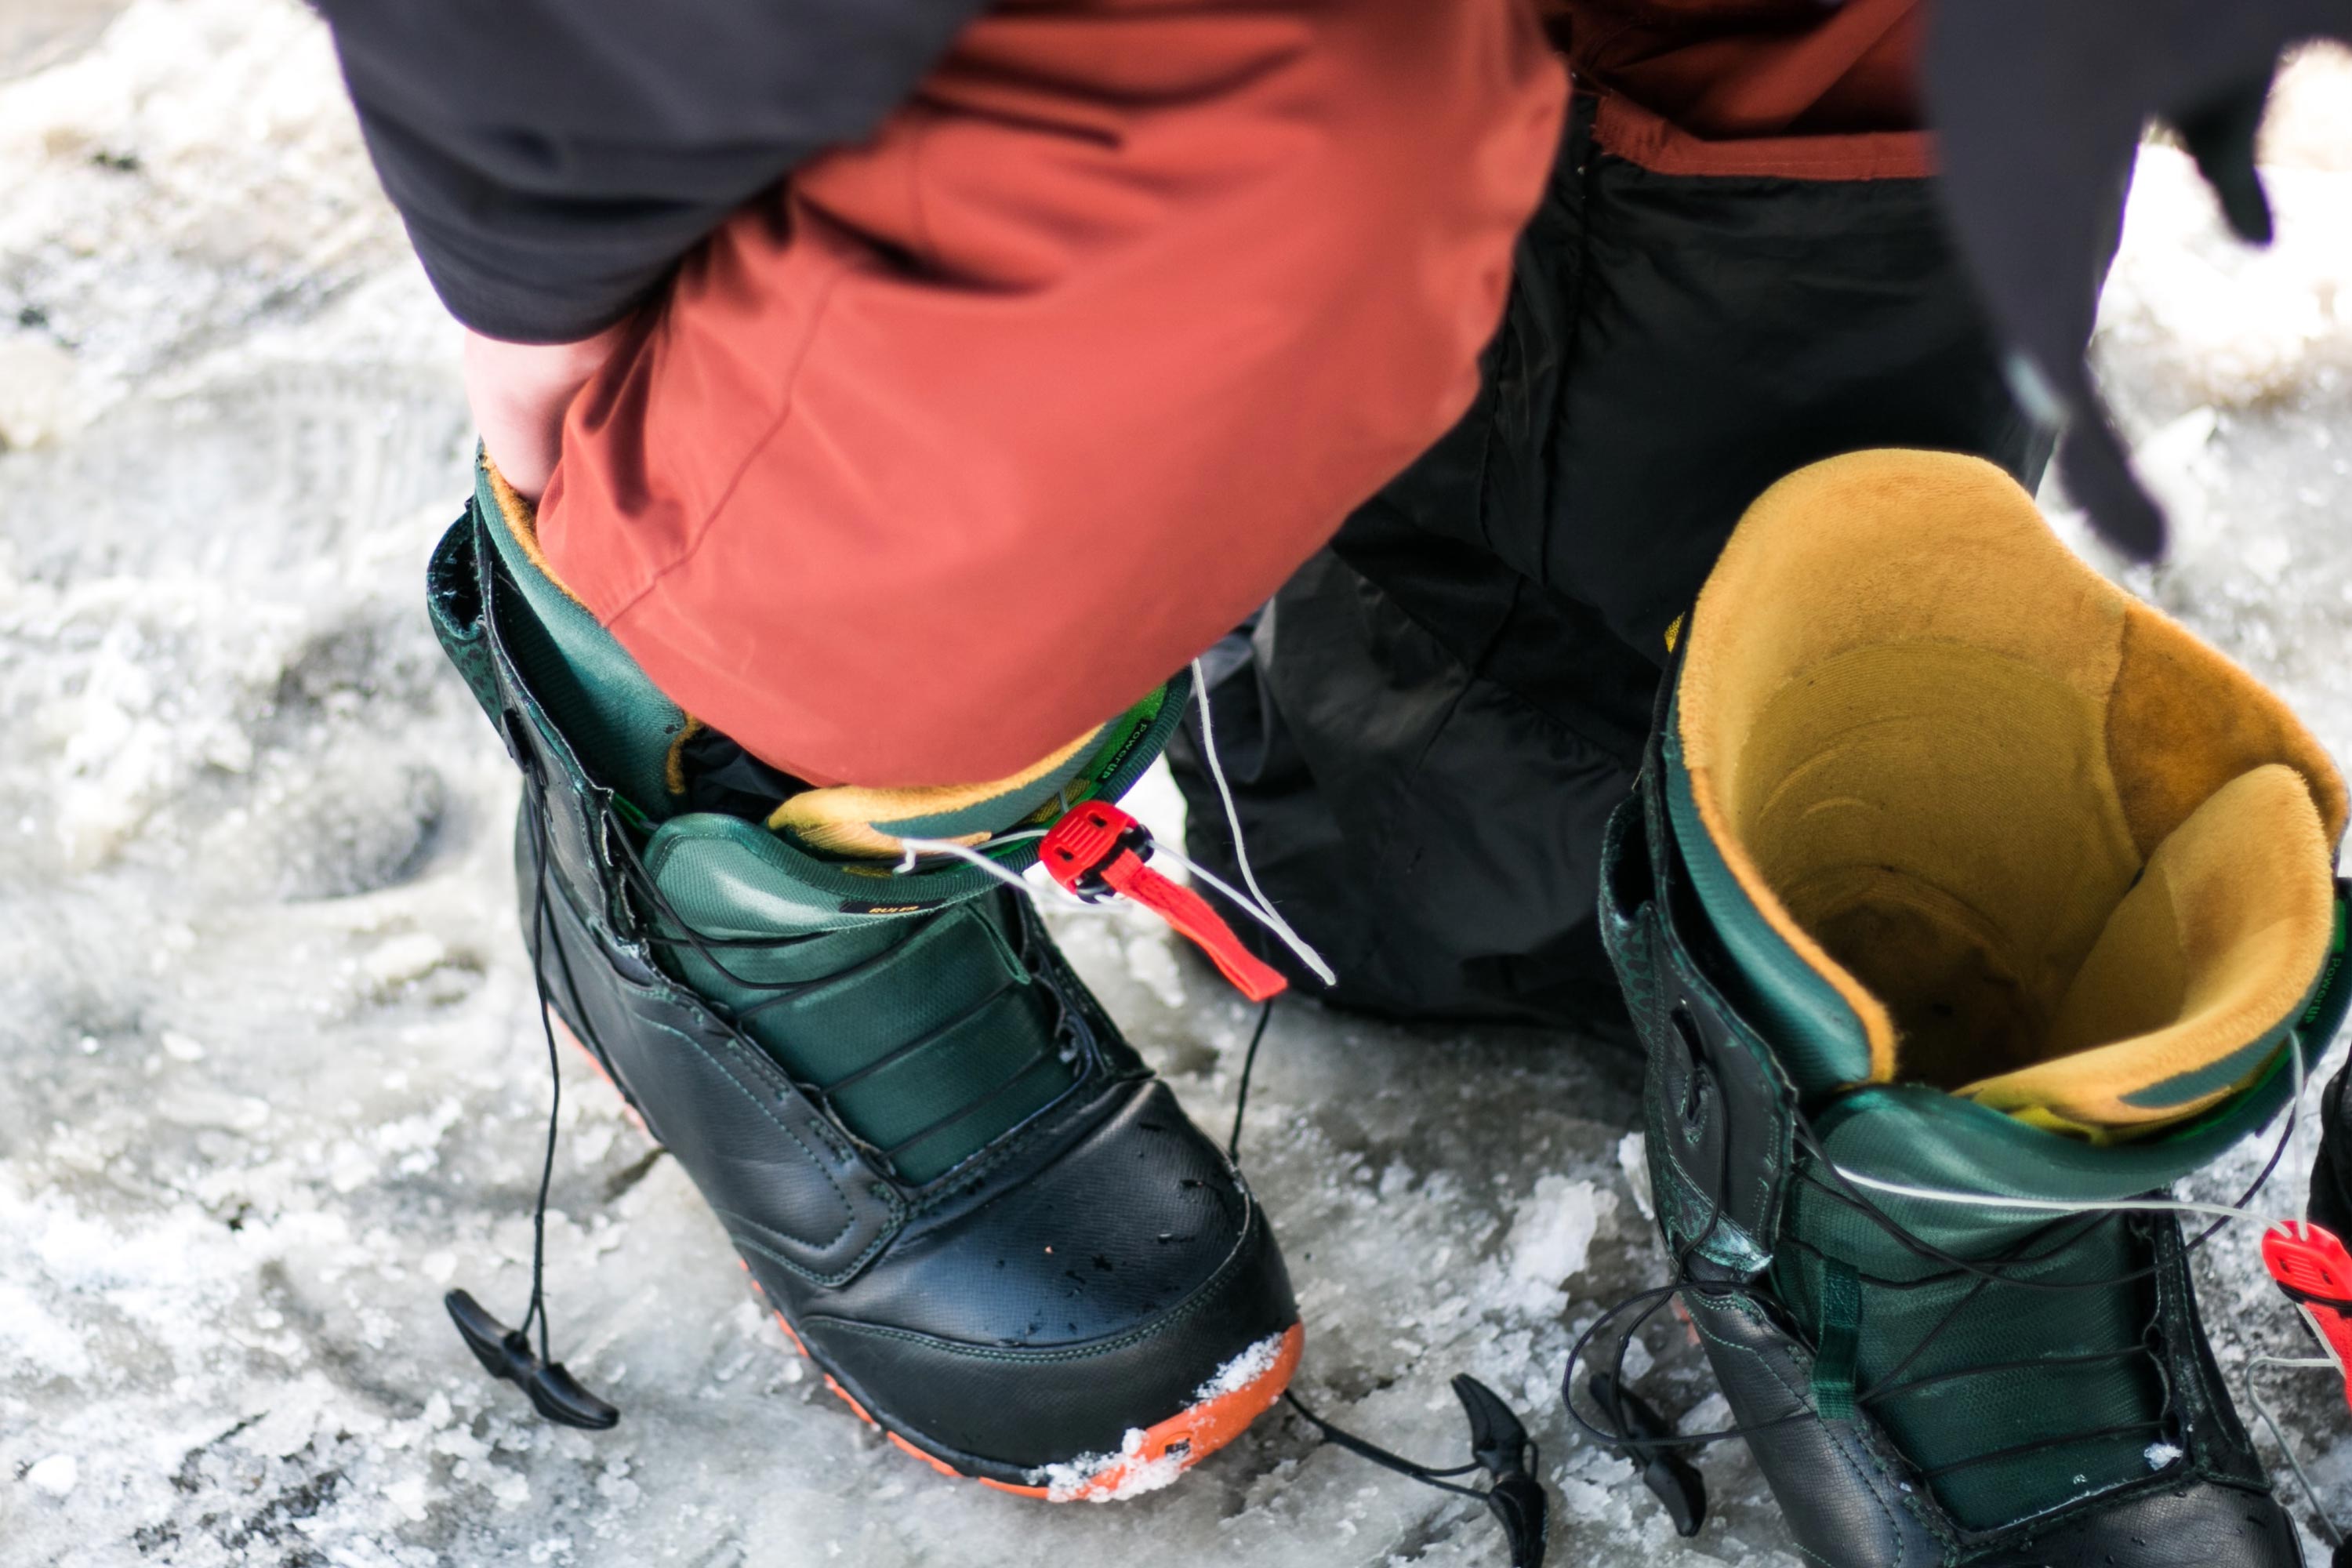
[[787, 1078, 1300, 1476], [800, 1193, 1299, 1480]]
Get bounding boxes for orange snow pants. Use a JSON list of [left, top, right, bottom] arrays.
[[535, 0, 1566, 787]]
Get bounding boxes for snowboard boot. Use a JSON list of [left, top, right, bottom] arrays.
[[2312, 1065, 2352, 1247], [426, 459, 1301, 1497], [2288, 1048, 2352, 1413], [1594, 450, 2352, 1566]]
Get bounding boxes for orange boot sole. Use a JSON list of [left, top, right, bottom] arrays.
[[746, 1261, 1302, 1501]]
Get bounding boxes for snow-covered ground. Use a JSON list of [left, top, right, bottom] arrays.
[[1, 7, 2347, 1564]]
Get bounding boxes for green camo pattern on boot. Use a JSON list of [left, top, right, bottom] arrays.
[[1594, 451, 2352, 1567]]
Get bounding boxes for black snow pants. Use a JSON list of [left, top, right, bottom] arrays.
[[1169, 95, 2063, 1037]]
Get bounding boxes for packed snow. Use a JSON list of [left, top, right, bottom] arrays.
[[2, 6, 2349, 1565], [1036, 1429, 1192, 1507], [1196, 1332, 1293, 1406]]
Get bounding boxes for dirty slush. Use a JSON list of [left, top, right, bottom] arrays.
[[6, 5, 2352, 1566]]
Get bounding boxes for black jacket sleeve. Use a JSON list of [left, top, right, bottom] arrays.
[[314, 0, 990, 343]]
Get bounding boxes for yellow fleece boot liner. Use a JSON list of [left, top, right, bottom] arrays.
[[765, 727, 1107, 859], [1678, 449, 2345, 1136]]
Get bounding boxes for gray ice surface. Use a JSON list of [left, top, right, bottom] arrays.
[[1, 6, 2348, 1565]]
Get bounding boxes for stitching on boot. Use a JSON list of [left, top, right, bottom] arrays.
[[1851, 1408, 1958, 1553], [572, 873, 872, 1173], [634, 1013, 861, 1248]]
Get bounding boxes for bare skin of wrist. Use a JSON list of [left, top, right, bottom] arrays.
[[463, 321, 632, 503]]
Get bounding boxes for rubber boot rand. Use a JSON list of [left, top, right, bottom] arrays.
[[425, 461, 1300, 1498], [1593, 450, 2352, 1566]]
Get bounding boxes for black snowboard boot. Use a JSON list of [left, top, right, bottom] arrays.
[[2285, 1065, 2352, 1417], [426, 460, 1300, 1498], [1592, 450, 2350, 1566], [2310, 1066, 2352, 1250]]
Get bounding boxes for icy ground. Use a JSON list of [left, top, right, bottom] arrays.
[[1, 5, 2348, 1564]]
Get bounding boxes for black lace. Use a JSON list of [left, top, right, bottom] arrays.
[[1224, 1000, 1551, 1568], [1560, 1067, 2306, 1524], [441, 760, 620, 1430]]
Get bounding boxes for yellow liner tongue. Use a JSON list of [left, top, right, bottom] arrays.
[[1677, 450, 2346, 1137], [764, 728, 1103, 860], [1955, 763, 2329, 1138]]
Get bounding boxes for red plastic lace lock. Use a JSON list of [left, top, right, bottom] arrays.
[[1038, 800, 1151, 903], [2263, 1219, 2352, 1415], [1038, 802, 1287, 1003]]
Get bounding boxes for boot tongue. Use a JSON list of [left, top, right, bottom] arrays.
[[1958, 763, 2337, 1138], [630, 684, 1184, 1185]]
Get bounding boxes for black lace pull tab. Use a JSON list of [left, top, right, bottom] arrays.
[[445, 1289, 619, 1431], [525, 1359, 620, 1431], [1454, 1372, 1530, 1471], [1483, 1471, 1551, 1568], [1586, 1371, 1704, 1537], [1284, 1379, 1549, 1568], [1452, 1376, 1550, 1567]]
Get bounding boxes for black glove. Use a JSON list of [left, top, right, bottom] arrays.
[[1923, 0, 2352, 560]]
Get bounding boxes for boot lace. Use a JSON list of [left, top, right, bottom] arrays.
[[1561, 1029, 2316, 1534]]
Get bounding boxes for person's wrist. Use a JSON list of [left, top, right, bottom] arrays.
[[463, 321, 631, 503]]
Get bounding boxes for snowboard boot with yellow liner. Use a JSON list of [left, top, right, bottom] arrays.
[[1591, 449, 2352, 1566], [424, 459, 1300, 1497]]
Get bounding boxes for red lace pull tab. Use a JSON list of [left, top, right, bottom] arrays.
[[2263, 1219, 2352, 1414], [1039, 802, 1287, 1003], [1099, 855, 1287, 1002]]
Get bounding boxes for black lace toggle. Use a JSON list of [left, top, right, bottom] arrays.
[[1283, 1377, 1550, 1568], [1454, 1374, 1554, 1566], [1584, 1370, 1704, 1535], [445, 771, 622, 1432], [445, 1288, 619, 1430]]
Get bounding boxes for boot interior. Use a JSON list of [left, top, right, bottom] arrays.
[[1678, 451, 2345, 1136]]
